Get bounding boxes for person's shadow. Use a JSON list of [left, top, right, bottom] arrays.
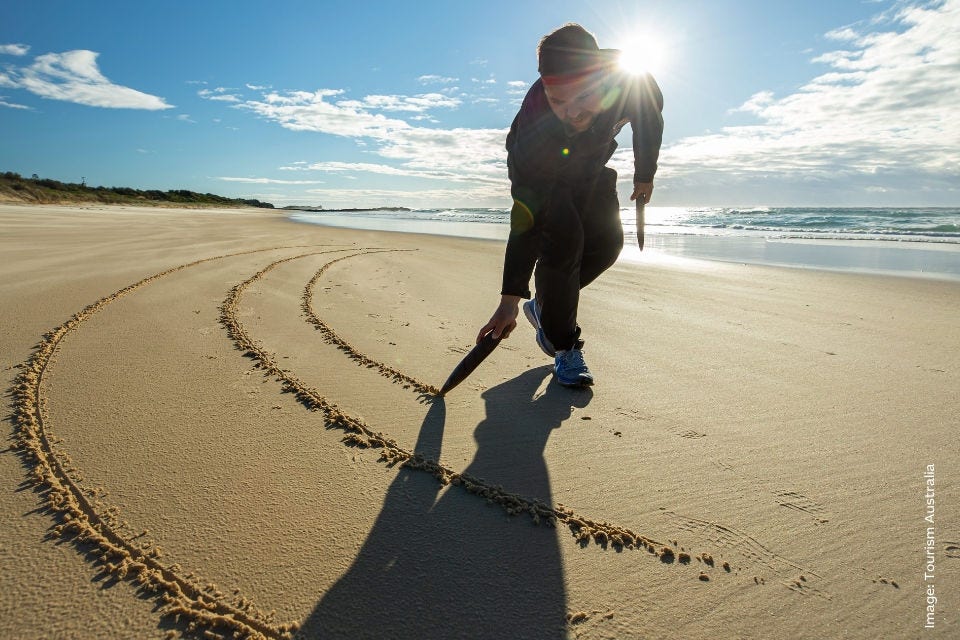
[[297, 366, 592, 639]]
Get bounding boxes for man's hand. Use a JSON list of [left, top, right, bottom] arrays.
[[631, 182, 653, 250], [630, 182, 654, 204], [476, 295, 521, 344]]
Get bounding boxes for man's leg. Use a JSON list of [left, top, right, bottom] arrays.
[[534, 169, 622, 352], [533, 190, 584, 352], [578, 167, 624, 288]]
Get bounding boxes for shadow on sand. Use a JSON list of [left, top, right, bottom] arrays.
[[298, 366, 592, 639]]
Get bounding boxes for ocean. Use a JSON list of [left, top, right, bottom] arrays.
[[289, 206, 960, 281]]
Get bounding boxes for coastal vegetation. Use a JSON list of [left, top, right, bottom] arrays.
[[0, 172, 275, 208]]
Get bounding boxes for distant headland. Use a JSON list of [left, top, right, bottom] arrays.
[[0, 172, 275, 209]]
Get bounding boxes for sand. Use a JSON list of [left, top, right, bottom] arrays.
[[1, 203, 957, 639]]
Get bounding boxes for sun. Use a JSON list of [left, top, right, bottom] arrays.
[[617, 35, 666, 76]]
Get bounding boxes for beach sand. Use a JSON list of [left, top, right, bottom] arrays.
[[1, 203, 957, 639]]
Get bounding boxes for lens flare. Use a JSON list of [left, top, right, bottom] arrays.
[[618, 36, 664, 76], [510, 199, 534, 232]]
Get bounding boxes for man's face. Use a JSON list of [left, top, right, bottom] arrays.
[[543, 73, 605, 133]]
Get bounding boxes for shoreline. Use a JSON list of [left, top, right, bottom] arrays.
[[287, 208, 960, 283], [10, 200, 957, 281]]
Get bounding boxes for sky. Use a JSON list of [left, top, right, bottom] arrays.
[[1, 0, 958, 209]]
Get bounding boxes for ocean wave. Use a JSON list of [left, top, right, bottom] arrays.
[[295, 206, 960, 242], [640, 228, 960, 245], [640, 207, 960, 239]]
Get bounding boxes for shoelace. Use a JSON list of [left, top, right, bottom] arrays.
[[560, 349, 586, 371]]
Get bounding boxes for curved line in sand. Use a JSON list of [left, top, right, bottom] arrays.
[[285, 250, 827, 592], [11, 245, 352, 640], [10, 245, 738, 640], [300, 250, 441, 396], [225, 251, 681, 561]]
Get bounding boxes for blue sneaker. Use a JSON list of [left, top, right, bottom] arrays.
[[554, 347, 594, 387], [522, 298, 555, 357]]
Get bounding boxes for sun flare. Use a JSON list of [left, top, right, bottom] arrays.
[[617, 35, 665, 76]]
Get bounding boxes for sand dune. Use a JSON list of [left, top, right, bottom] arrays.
[[1, 204, 957, 639]]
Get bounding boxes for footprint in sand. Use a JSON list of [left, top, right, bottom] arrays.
[[616, 407, 706, 439], [615, 407, 653, 422], [662, 510, 830, 599], [712, 460, 735, 472], [775, 490, 830, 523], [671, 427, 707, 439]]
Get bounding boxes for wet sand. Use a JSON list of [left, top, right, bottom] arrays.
[[1, 204, 957, 639]]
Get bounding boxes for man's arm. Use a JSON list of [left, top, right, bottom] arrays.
[[500, 196, 538, 299], [480, 85, 554, 341], [500, 85, 555, 299], [631, 73, 664, 189]]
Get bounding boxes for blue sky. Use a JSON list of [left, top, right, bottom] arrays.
[[1, 0, 957, 208]]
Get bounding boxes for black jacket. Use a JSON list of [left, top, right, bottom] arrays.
[[501, 71, 664, 298]]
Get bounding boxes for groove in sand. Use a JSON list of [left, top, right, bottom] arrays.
[[10, 244, 735, 640], [300, 249, 441, 396], [11, 245, 350, 639], [226, 251, 688, 563]]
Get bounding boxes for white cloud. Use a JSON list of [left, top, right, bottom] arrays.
[[280, 159, 500, 184], [1, 50, 172, 109], [505, 80, 531, 98], [659, 0, 960, 202], [824, 27, 861, 42], [0, 43, 30, 56], [244, 89, 404, 139], [296, 161, 424, 177], [810, 49, 866, 70], [176, 113, 195, 123], [731, 90, 775, 115], [208, 94, 241, 103], [0, 97, 31, 109], [198, 87, 242, 102], [235, 86, 511, 197], [302, 186, 505, 208], [278, 161, 310, 170], [418, 74, 458, 85], [337, 92, 461, 112], [216, 176, 326, 185]]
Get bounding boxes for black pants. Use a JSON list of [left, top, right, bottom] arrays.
[[535, 168, 623, 351]]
